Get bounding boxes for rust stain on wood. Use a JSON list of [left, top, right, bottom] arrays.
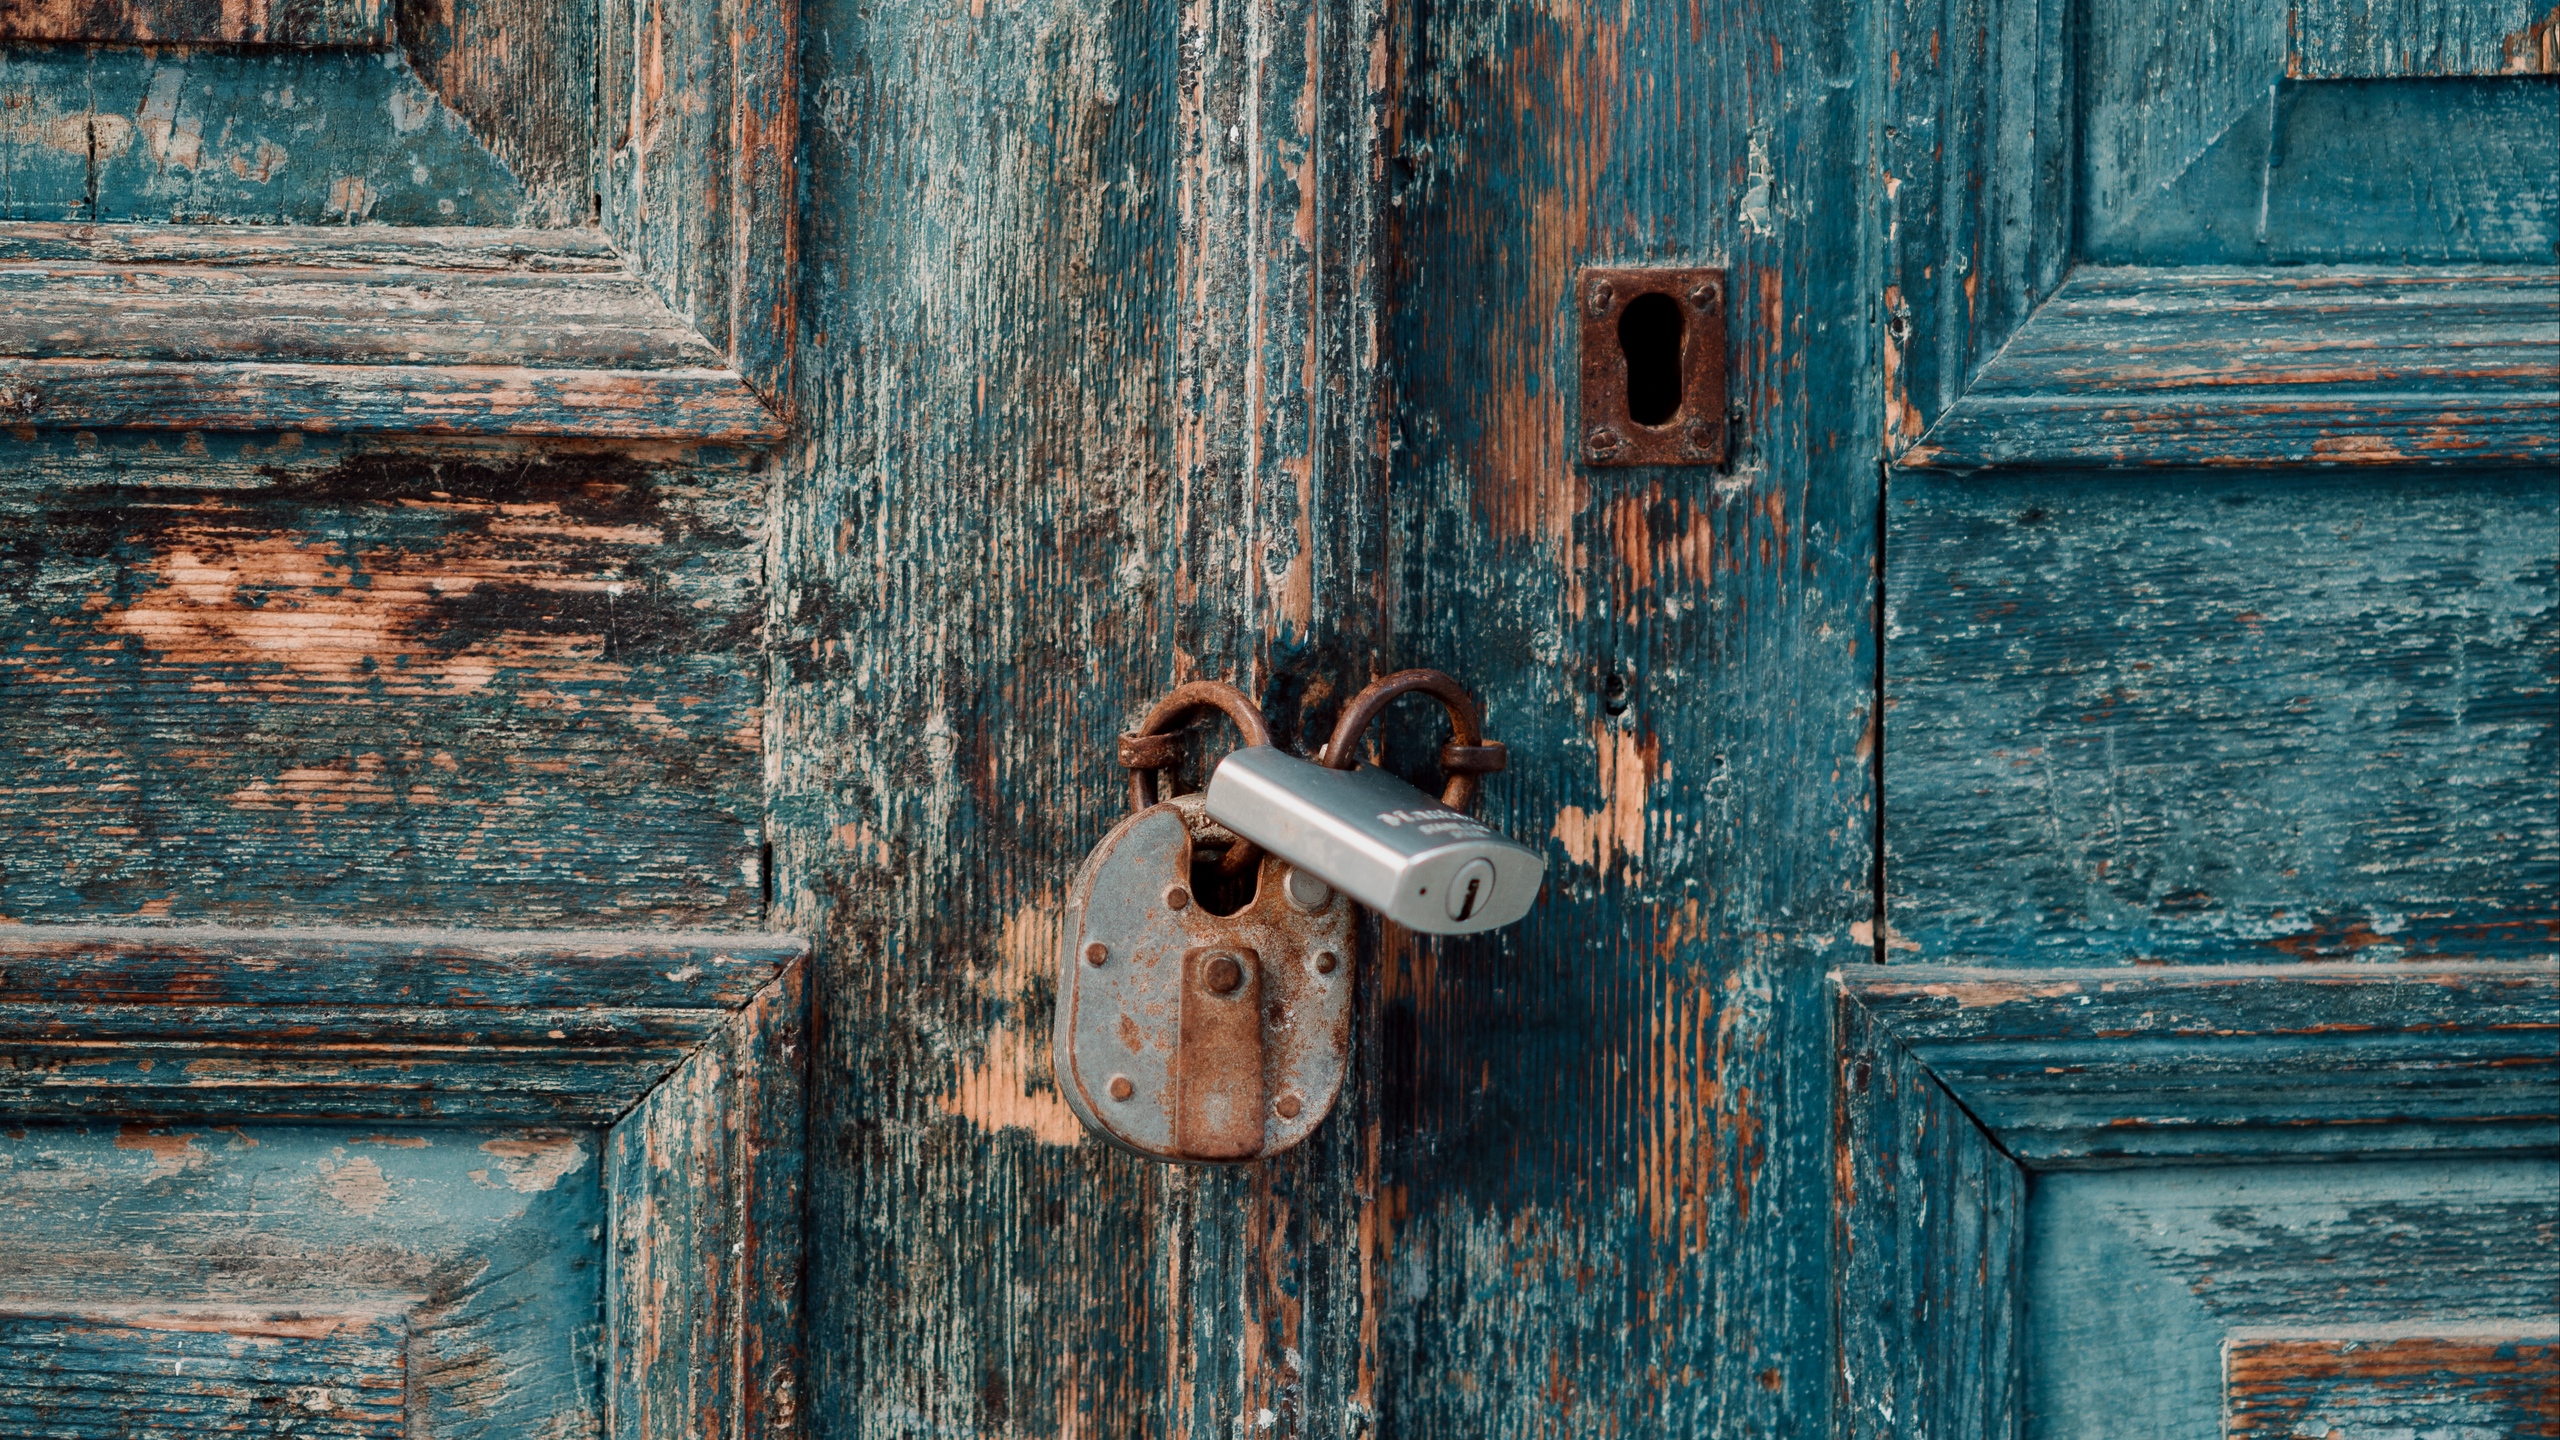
[[2226, 1332, 2560, 1437]]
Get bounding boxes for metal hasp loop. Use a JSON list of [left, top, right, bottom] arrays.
[[1117, 679, 1272, 874], [1317, 668, 1508, 814]]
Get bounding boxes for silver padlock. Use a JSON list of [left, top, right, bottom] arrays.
[[1054, 682, 1356, 1164], [1206, 669, 1544, 935]]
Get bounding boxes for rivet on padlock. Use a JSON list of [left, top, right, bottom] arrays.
[[1206, 669, 1545, 936], [1054, 682, 1355, 1164]]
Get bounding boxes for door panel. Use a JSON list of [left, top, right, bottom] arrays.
[[1864, 0, 2557, 1432], [0, 1122, 604, 1435], [2025, 1161, 2560, 1439], [1887, 467, 2556, 967], [0, 433, 766, 925]]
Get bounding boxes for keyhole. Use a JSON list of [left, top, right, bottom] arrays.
[[1454, 875, 1483, 921], [1617, 292, 1685, 427]]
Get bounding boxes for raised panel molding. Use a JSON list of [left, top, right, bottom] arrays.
[[1882, 0, 2560, 470], [1834, 962, 2560, 1440], [0, 0, 795, 441], [0, 925, 809, 1438]]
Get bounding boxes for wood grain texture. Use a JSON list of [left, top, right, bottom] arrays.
[[0, 936, 806, 1437], [1880, 0, 2075, 450], [1838, 967, 2560, 1438], [770, 0, 1386, 1416], [0, 47, 531, 226], [2086, 78, 2560, 266], [1887, 0, 2557, 453], [1841, 962, 2560, 1161], [1835, 984, 2028, 1440], [0, 0, 391, 46], [0, 222, 627, 270], [599, 0, 795, 405], [0, 926, 803, 1120], [0, 357, 782, 441], [1903, 267, 2560, 469], [2024, 1161, 2560, 1437], [1886, 467, 2557, 966], [606, 961, 806, 1440], [0, 437, 773, 923], [1370, 0, 1877, 1426], [399, 0, 596, 227], [2082, 0, 2559, 260], [2081, 0, 2291, 261], [2224, 1333, 2560, 1437], [0, 1313, 405, 1437], [0, 225, 782, 441], [0, 1123, 608, 1436], [2, 261, 726, 368], [2288, 0, 2560, 75]]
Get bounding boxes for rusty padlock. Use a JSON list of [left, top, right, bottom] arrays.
[[1053, 681, 1356, 1164]]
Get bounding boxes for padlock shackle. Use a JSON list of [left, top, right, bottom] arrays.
[[1118, 678, 1271, 807], [1317, 668, 1509, 814]]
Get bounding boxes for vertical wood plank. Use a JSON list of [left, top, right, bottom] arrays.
[[774, 0, 1188, 1426], [609, 1039, 737, 1439], [775, 0, 1383, 1418], [737, 960, 809, 1439], [1880, 0, 2075, 450], [399, 0, 598, 227], [602, 0, 735, 356], [1372, 0, 1879, 1427], [1837, 989, 2027, 1440]]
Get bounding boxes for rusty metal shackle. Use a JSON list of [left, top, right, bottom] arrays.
[[1317, 668, 1509, 814], [1116, 680, 1273, 874]]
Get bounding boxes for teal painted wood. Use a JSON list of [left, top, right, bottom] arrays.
[[1836, 986, 2026, 1440], [1885, 468, 2557, 967], [2024, 1161, 2560, 1438], [0, 926, 802, 1120], [2224, 1333, 2560, 1438], [0, 1122, 606, 1435], [0, 434, 770, 923], [1836, 963, 2560, 1440], [2081, 0, 2559, 265], [1902, 268, 2559, 470], [1372, 0, 1879, 1427], [0, 927, 808, 1438], [0, 0, 393, 45], [395, 0, 597, 227], [770, 0, 1391, 1413], [0, 47, 531, 226], [0, 1314, 406, 1438], [2086, 78, 2560, 266], [0, 226, 783, 440], [1879, 0, 2075, 450], [1843, 962, 2560, 1160], [1882, 0, 2557, 458]]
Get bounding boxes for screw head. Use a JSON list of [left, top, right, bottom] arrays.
[[1585, 426, 1623, 459], [1202, 952, 1245, 995], [1689, 277, 1723, 309], [1685, 420, 1718, 450], [1108, 1074, 1135, 1101], [1275, 1093, 1304, 1120], [1282, 867, 1331, 912], [1587, 279, 1615, 316], [1084, 941, 1109, 967], [1164, 884, 1191, 911], [1313, 949, 1339, 975]]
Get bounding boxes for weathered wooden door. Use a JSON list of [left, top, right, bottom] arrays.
[[2, 0, 2549, 1429], [1847, 0, 2559, 1435], [0, 0, 804, 1429]]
